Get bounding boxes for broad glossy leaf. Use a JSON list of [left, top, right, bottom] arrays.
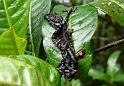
[[0, 56, 51, 86], [16, 55, 61, 86], [0, 29, 26, 55], [106, 51, 121, 78], [26, 0, 51, 56], [42, 4, 98, 68], [88, 68, 108, 81], [0, 0, 30, 55], [91, 0, 124, 26], [0, 0, 30, 38], [69, 5, 97, 52], [42, 22, 62, 67], [70, 5, 97, 78], [114, 73, 124, 82]]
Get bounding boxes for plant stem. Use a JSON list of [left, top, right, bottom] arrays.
[[94, 38, 124, 54]]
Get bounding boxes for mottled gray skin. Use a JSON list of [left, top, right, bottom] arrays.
[[45, 6, 77, 81]]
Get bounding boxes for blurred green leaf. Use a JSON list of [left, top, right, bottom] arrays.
[[83, 0, 93, 4], [78, 42, 93, 78], [26, 0, 51, 56], [0, 29, 26, 55], [60, 76, 82, 86], [106, 51, 121, 78], [114, 74, 124, 82], [0, 56, 51, 86], [91, 0, 124, 26], [0, 0, 30, 38], [88, 68, 107, 81], [60, 76, 65, 86], [16, 54, 61, 86], [100, 84, 108, 86], [79, 53, 92, 77], [42, 4, 98, 68], [71, 79, 81, 86]]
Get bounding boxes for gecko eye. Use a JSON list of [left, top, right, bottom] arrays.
[[45, 14, 63, 27]]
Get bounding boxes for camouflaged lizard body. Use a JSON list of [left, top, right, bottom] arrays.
[[45, 6, 77, 80]]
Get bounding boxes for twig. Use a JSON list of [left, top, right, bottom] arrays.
[[94, 38, 124, 54]]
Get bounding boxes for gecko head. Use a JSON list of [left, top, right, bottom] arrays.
[[45, 13, 63, 28]]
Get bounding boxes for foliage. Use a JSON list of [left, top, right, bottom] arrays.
[[0, 0, 124, 86], [26, 0, 51, 56], [91, 0, 124, 27], [89, 51, 124, 85]]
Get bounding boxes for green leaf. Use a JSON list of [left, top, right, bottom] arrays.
[[0, 56, 51, 86], [0, 0, 30, 55], [16, 55, 61, 86], [114, 73, 124, 82], [78, 42, 93, 77], [52, 5, 68, 17], [26, 0, 51, 56], [83, 0, 93, 4], [79, 55, 92, 76], [0, 29, 26, 55], [70, 4, 98, 77], [88, 68, 108, 81], [91, 0, 124, 26], [106, 51, 121, 78], [71, 79, 81, 86], [0, 0, 30, 38], [42, 4, 98, 67], [100, 84, 108, 86], [69, 5, 98, 52], [42, 23, 62, 66]]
